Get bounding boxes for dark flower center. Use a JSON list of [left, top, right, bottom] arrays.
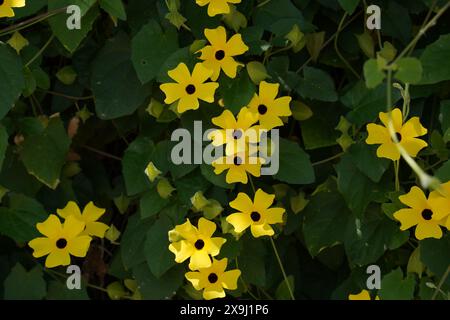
[[185, 84, 196, 95], [250, 211, 261, 222], [215, 50, 225, 61], [0, 0, 4, 5], [258, 104, 268, 115], [56, 238, 67, 249], [421, 209, 433, 221], [208, 273, 218, 284], [232, 129, 242, 140], [393, 132, 402, 142], [194, 239, 205, 250], [233, 156, 242, 166]]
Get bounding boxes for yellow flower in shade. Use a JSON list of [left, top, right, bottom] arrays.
[[145, 161, 162, 182], [208, 107, 261, 155], [429, 181, 450, 230], [185, 258, 241, 300], [160, 62, 219, 113], [28, 215, 92, 268], [198, 26, 248, 81], [366, 108, 428, 161], [227, 189, 285, 237], [212, 151, 264, 184], [0, 0, 25, 18], [348, 290, 380, 300], [57, 201, 109, 238], [248, 81, 292, 130], [393, 186, 450, 240], [168, 218, 226, 270], [195, 0, 241, 17]]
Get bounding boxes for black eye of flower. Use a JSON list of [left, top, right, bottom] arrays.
[[185, 84, 196, 94], [421, 209, 433, 220], [208, 273, 218, 284], [394, 132, 402, 142], [56, 238, 67, 249], [250, 212, 261, 222], [215, 50, 225, 61], [232, 130, 242, 140], [233, 156, 242, 166], [258, 104, 268, 115], [194, 239, 205, 250]]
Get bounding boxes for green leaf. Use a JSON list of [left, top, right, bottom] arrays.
[[435, 160, 450, 182], [20, 118, 71, 189], [91, 33, 151, 120], [301, 104, 339, 150], [338, 0, 360, 15], [274, 138, 315, 185], [0, 125, 8, 170], [363, 59, 385, 88], [379, 268, 416, 300], [0, 43, 25, 120], [4, 263, 46, 300], [275, 275, 295, 300], [48, 0, 99, 53], [46, 281, 89, 300], [420, 235, 450, 288], [303, 192, 352, 256], [121, 215, 154, 269], [395, 57, 423, 84], [341, 81, 401, 126], [298, 67, 337, 102], [131, 20, 179, 84], [132, 263, 184, 299], [0, 204, 46, 243], [382, 1, 412, 44], [336, 155, 382, 217], [140, 188, 170, 219], [221, 72, 256, 114], [348, 143, 390, 183], [99, 0, 127, 20], [238, 237, 266, 287], [144, 214, 175, 278], [420, 34, 450, 84], [122, 136, 154, 196]]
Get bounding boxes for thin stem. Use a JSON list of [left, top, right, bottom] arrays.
[[432, 265, 450, 300], [0, 7, 67, 37], [235, 258, 259, 300], [296, 10, 362, 74], [39, 89, 94, 101], [334, 13, 361, 79], [269, 237, 295, 300], [312, 152, 345, 166], [249, 174, 256, 193], [394, 160, 400, 191], [393, 1, 450, 64], [82, 145, 122, 161], [25, 35, 55, 68]]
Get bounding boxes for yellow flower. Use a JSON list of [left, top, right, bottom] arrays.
[[195, 0, 241, 17], [227, 189, 285, 237], [168, 218, 226, 270], [248, 81, 292, 130], [208, 107, 260, 155], [185, 258, 241, 300], [348, 290, 380, 300], [366, 108, 428, 161], [57, 201, 109, 238], [198, 26, 248, 81], [429, 181, 450, 230], [160, 62, 219, 113], [212, 151, 264, 184], [0, 0, 25, 18], [145, 161, 162, 182], [28, 215, 92, 268], [393, 186, 450, 240]]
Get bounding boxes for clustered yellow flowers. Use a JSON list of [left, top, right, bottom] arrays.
[[28, 202, 109, 268], [162, 4, 292, 300], [365, 108, 450, 240], [0, 0, 25, 18]]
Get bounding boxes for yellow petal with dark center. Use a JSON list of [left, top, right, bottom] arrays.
[[57, 201, 82, 220], [415, 222, 442, 240], [401, 117, 427, 138], [376, 141, 400, 160], [36, 215, 62, 239], [67, 235, 92, 257], [45, 250, 71, 268], [366, 123, 390, 145], [379, 108, 403, 132], [393, 208, 420, 230], [399, 186, 428, 210], [226, 212, 252, 233], [29, 237, 54, 258], [250, 223, 274, 237], [168, 63, 191, 84], [254, 189, 275, 211], [225, 34, 249, 56], [221, 269, 241, 290]]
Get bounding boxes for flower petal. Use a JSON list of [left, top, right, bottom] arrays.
[[208, 237, 226, 256], [220, 56, 240, 79], [192, 63, 214, 84], [254, 189, 275, 211], [264, 207, 285, 224], [221, 269, 241, 290], [177, 95, 200, 113], [415, 222, 443, 240], [226, 212, 252, 233], [204, 26, 227, 47], [45, 250, 71, 268], [198, 217, 217, 238], [196, 82, 219, 103], [366, 124, 390, 145], [185, 271, 206, 290], [67, 235, 92, 257], [82, 202, 106, 222], [169, 240, 194, 263], [189, 251, 212, 270], [36, 215, 62, 238], [85, 221, 109, 238], [258, 81, 279, 103], [250, 223, 274, 238], [203, 284, 226, 300], [401, 117, 427, 138], [225, 34, 249, 56], [400, 138, 428, 157], [376, 142, 400, 160], [168, 63, 191, 83], [62, 215, 86, 239], [379, 108, 403, 132], [393, 208, 420, 230], [29, 237, 54, 258], [399, 186, 428, 209], [57, 201, 83, 220], [160, 83, 185, 104]]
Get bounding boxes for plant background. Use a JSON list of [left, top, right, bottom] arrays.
[[0, 0, 450, 300]]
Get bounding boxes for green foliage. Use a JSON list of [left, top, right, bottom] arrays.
[[0, 0, 449, 301]]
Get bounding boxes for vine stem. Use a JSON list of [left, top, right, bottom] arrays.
[[235, 258, 259, 300], [334, 12, 360, 79], [432, 265, 450, 300], [248, 175, 295, 300], [394, 160, 400, 191], [25, 34, 55, 68], [0, 7, 67, 37]]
